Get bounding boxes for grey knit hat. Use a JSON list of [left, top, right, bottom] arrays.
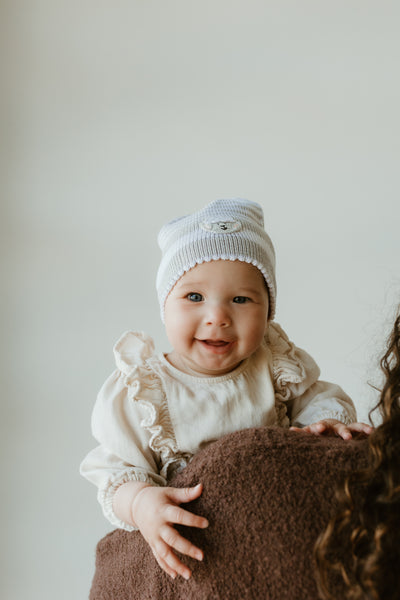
[[156, 199, 276, 321]]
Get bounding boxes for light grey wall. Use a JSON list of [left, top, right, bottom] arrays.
[[2, 2, 400, 598]]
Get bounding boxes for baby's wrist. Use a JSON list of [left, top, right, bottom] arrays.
[[113, 480, 151, 527], [130, 483, 153, 526]]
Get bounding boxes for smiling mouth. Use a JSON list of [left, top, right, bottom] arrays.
[[203, 339, 229, 346], [197, 339, 233, 353]]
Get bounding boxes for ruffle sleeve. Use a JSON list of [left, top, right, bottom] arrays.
[[80, 331, 178, 531], [268, 323, 356, 427], [268, 323, 321, 401]]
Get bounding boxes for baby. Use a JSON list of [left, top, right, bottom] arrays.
[[81, 199, 371, 580]]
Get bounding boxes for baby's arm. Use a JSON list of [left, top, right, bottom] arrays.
[[288, 381, 373, 438], [269, 324, 372, 439], [290, 418, 373, 439], [81, 334, 208, 578], [113, 481, 209, 580]]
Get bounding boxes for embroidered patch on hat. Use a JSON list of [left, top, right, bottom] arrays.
[[200, 220, 242, 233]]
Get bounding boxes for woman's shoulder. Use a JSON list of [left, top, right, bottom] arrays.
[[179, 427, 370, 475]]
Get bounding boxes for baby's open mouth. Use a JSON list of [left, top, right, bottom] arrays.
[[201, 339, 230, 346], [197, 339, 233, 353]]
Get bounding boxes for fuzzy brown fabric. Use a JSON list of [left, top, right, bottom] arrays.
[[89, 427, 368, 600]]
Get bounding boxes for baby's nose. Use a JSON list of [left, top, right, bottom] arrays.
[[205, 305, 231, 327]]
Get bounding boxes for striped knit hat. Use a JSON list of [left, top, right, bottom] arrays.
[[156, 199, 276, 321]]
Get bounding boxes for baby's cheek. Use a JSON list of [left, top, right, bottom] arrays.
[[246, 326, 266, 351]]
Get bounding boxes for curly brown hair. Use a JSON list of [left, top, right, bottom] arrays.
[[314, 315, 400, 600]]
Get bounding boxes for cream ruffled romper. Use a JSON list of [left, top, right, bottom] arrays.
[[80, 322, 356, 531]]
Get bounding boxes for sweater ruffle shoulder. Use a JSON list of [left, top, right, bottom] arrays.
[[113, 331, 191, 480], [268, 322, 320, 400]]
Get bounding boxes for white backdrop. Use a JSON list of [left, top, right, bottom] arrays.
[[2, 2, 400, 598]]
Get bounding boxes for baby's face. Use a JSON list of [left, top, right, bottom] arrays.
[[164, 260, 269, 377]]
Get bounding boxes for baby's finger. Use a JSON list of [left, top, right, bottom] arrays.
[[312, 422, 329, 434], [152, 550, 177, 580], [302, 422, 328, 435], [349, 422, 374, 435], [164, 504, 209, 529], [167, 483, 204, 505], [161, 524, 204, 561], [334, 423, 352, 440], [290, 425, 322, 435], [154, 538, 192, 580]]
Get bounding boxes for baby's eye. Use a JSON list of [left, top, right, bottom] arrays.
[[187, 293, 203, 302], [233, 296, 249, 304]]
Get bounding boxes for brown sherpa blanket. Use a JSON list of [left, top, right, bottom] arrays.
[[90, 427, 368, 600]]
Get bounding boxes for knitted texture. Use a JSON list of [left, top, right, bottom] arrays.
[[156, 199, 276, 321], [89, 428, 368, 600]]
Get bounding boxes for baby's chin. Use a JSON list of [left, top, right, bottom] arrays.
[[183, 356, 245, 378], [166, 351, 240, 377]]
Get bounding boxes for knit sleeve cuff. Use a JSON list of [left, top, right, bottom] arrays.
[[292, 408, 357, 428]]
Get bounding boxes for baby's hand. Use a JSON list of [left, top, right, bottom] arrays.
[[131, 483, 209, 580], [289, 418, 373, 440]]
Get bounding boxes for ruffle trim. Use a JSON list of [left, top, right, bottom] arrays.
[[160, 453, 193, 480], [113, 331, 180, 468], [268, 322, 307, 402]]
